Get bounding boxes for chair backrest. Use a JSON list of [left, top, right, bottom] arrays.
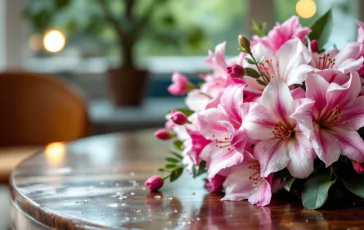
[[0, 72, 90, 146]]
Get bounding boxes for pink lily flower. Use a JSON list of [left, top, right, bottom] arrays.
[[292, 71, 364, 166], [252, 16, 311, 52], [222, 154, 273, 206], [205, 42, 228, 76], [243, 38, 312, 93], [243, 78, 315, 178], [197, 84, 250, 179]]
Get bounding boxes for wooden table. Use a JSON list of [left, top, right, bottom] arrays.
[[9, 130, 364, 229]]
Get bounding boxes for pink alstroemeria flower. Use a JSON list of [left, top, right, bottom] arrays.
[[197, 84, 249, 179], [222, 154, 273, 206], [252, 16, 311, 52], [243, 78, 315, 178], [292, 71, 364, 166], [243, 38, 311, 93]]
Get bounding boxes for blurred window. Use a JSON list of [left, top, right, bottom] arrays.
[[26, 0, 248, 73]]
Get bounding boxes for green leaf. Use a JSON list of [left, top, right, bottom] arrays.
[[308, 10, 333, 47], [54, 0, 71, 10], [284, 177, 296, 192], [173, 140, 184, 151], [170, 167, 183, 182], [258, 56, 265, 64], [166, 157, 179, 164], [245, 57, 256, 65], [342, 173, 364, 198], [302, 174, 336, 209], [197, 161, 206, 175], [170, 151, 183, 160], [256, 79, 267, 86], [158, 168, 165, 172], [244, 68, 260, 79], [165, 164, 177, 169]]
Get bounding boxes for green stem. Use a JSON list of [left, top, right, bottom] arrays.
[[248, 51, 270, 85]]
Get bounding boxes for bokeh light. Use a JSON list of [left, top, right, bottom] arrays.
[[45, 142, 65, 167], [43, 30, 66, 52], [296, 0, 316, 19]]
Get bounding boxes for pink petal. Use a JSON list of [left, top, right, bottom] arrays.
[[286, 133, 315, 179], [197, 108, 227, 141], [311, 127, 341, 167], [200, 143, 244, 179], [357, 20, 364, 43], [332, 128, 364, 163], [260, 78, 296, 124], [205, 42, 227, 75], [305, 73, 330, 114], [342, 96, 364, 130], [243, 103, 276, 140], [185, 89, 211, 112], [254, 138, 290, 177], [276, 38, 311, 86]]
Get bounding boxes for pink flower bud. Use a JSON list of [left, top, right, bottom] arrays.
[[154, 129, 175, 140], [145, 175, 164, 192], [353, 161, 364, 174], [238, 35, 250, 50], [310, 40, 319, 52], [226, 64, 245, 78], [170, 110, 187, 125], [168, 72, 194, 95]]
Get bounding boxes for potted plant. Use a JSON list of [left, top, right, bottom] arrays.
[[25, 0, 205, 106]]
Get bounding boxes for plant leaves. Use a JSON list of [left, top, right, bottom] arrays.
[[166, 157, 179, 164], [244, 67, 260, 79], [256, 79, 267, 86], [158, 168, 165, 172], [170, 167, 183, 182], [244, 57, 256, 65], [302, 174, 336, 209], [308, 9, 333, 47], [284, 177, 296, 192], [173, 140, 184, 151], [192, 160, 206, 178], [170, 151, 183, 160], [165, 164, 177, 169], [341, 173, 364, 198]]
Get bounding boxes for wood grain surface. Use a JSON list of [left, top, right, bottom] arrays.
[[9, 130, 364, 229]]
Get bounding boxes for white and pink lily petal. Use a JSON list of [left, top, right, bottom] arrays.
[[243, 78, 315, 178], [221, 154, 273, 207], [308, 42, 364, 74], [197, 107, 248, 179], [243, 38, 311, 93], [292, 71, 364, 167], [205, 42, 228, 76]]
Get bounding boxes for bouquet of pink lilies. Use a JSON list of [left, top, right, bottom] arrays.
[[145, 11, 364, 209]]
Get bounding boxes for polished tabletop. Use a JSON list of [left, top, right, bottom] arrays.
[[10, 130, 364, 229]]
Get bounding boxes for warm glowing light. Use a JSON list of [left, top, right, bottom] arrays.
[[43, 30, 66, 52], [45, 142, 65, 167], [296, 0, 316, 19]]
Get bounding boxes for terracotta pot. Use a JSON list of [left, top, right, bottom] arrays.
[[106, 67, 148, 106]]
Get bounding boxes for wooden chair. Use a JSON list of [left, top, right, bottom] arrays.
[[0, 71, 90, 183]]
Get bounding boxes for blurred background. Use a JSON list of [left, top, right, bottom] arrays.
[[0, 0, 363, 228]]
